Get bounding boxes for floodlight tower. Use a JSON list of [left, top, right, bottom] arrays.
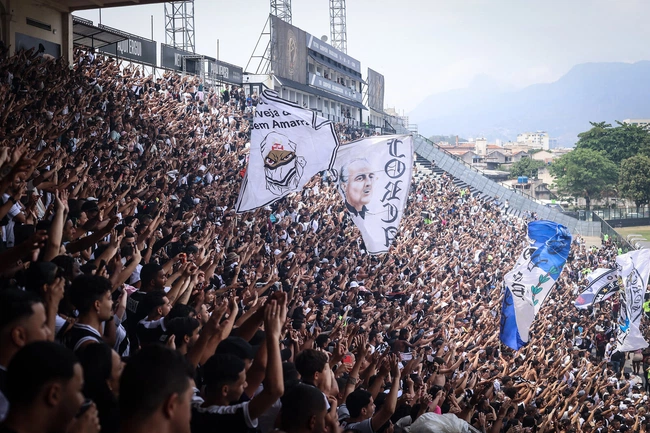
[[164, 1, 196, 53], [270, 0, 292, 24], [329, 0, 348, 53]]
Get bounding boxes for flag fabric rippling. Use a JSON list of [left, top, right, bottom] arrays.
[[500, 221, 572, 350], [615, 249, 650, 352], [236, 90, 339, 213], [333, 135, 413, 255], [574, 268, 619, 309]]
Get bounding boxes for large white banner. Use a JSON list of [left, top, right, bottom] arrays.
[[236, 90, 339, 213], [334, 135, 413, 255], [616, 249, 650, 352]]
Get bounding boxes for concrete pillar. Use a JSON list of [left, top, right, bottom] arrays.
[[61, 11, 72, 63]]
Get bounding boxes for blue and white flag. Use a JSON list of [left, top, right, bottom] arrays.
[[236, 90, 339, 213], [574, 268, 619, 309], [500, 221, 572, 350], [615, 249, 650, 352]]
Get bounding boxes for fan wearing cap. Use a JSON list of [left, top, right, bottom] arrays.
[[79, 199, 104, 231], [192, 302, 285, 433]]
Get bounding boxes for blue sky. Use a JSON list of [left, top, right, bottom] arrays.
[[74, 0, 650, 113]]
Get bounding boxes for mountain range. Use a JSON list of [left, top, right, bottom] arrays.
[[409, 61, 650, 147]]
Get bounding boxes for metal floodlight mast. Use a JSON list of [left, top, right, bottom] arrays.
[[246, 15, 272, 75], [246, 0, 289, 75], [164, 1, 196, 53], [329, 0, 348, 53], [270, 0, 292, 24]]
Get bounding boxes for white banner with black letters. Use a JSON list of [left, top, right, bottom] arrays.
[[333, 135, 413, 255], [236, 90, 339, 213], [616, 249, 650, 352]]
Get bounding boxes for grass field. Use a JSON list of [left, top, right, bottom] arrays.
[[614, 226, 650, 242]]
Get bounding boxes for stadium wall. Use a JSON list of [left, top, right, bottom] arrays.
[[605, 218, 650, 228], [1, 0, 73, 60]]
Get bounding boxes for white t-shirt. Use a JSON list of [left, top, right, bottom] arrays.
[[2, 194, 22, 247], [342, 418, 374, 433]]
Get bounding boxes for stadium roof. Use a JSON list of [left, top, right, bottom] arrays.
[[72, 16, 126, 49], [278, 77, 368, 111], [48, 0, 168, 13]]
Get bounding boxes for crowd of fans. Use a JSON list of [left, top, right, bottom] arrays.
[[0, 46, 649, 433]]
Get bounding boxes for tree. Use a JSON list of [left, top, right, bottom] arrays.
[[575, 121, 650, 165], [619, 155, 650, 210], [509, 157, 545, 179], [549, 148, 618, 211]]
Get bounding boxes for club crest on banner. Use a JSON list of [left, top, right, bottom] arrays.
[[260, 132, 306, 195], [236, 90, 339, 213]]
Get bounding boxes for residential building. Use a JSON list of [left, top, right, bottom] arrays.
[[622, 119, 650, 129], [531, 150, 556, 164], [475, 138, 488, 156], [516, 131, 550, 150]]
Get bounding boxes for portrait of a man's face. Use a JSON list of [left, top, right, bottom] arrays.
[[340, 158, 376, 219]]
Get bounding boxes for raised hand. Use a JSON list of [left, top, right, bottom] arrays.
[[44, 277, 65, 306], [355, 335, 369, 358], [166, 334, 176, 350], [264, 300, 283, 340], [67, 402, 101, 433], [390, 354, 400, 378]]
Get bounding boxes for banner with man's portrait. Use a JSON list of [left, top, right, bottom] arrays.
[[235, 90, 339, 213], [334, 135, 413, 255]]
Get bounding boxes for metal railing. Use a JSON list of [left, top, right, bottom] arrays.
[[389, 121, 545, 203], [319, 113, 360, 127], [500, 182, 541, 203], [592, 212, 634, 253], [593, 208, 650, 220]]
